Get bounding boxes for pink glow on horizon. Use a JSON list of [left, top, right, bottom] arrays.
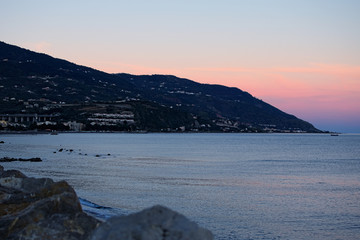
[[84, 60, 360, 132], [91, 61, 360, 102]]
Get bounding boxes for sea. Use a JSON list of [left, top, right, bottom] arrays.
[[0, 133, 359, 240]]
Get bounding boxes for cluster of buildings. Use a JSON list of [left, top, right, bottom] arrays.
[[0, 110, 137, 132], [0, 113, 82, 131], [0, 113, 85, 131], [87, 112, 135, 126], [0, 113, 57, 129]]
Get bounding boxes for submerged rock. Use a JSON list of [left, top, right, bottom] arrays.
[[0, 157, 42, 162], [90, 205, 213, 240]]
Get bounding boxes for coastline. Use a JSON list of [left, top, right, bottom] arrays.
[[0, 129, 336, 135]]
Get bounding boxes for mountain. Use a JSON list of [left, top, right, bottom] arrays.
[[0, 41, 320, 132]]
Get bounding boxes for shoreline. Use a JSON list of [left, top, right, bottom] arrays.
[[0, 130, 337, 135]]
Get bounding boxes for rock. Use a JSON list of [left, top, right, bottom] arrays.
[[0, 166, 26, 178], [0, 165, 100, 240], [0, 157, 42, 162], [0, 141, 4, 144], [90, 205, 213, 240], [0, 166, 214, 240]]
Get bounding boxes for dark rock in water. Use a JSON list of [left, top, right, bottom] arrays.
[[59, 148, 63, 152], [90, 205, 213, 240], [0, 141, 4, 144], [0, 157, 42, 162], [0, 165, 100, 240], [95, 155, 100, 157]]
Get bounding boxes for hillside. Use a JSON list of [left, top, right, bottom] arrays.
[[0, 41, 320, 132]]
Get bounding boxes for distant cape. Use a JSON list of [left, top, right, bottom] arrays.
[[0, 41, 320, 132]]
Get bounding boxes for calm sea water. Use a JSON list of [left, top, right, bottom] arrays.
[[0, 133, 359, 239]]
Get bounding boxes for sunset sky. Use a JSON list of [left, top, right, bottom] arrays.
[[1, 0, 359, 132]]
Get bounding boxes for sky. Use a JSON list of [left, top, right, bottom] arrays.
[[1, 0, 360, 133]]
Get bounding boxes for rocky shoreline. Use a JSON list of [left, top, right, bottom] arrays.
[[0, 165, 213, 240]]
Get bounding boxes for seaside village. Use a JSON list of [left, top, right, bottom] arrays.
[[0, 112, 135, 132], [0, 97, 136, 132], [0, 97, 307, 133]]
